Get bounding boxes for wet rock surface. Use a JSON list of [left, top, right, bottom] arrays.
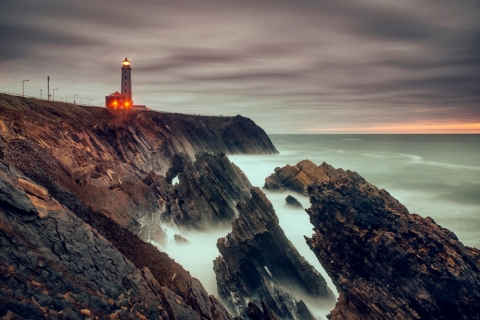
[[214, 187, 334, 319], [304, 162, 480, 320], [0, 161, 233, 319], [285, 194, 303, 209]]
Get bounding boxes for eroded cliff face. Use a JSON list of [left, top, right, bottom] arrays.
[[146, 152, 253, 231], [0, 161, 233, 319], [301, 163, 480, 320], [0, 94, 277, 236], [214, 187, 334, 320]]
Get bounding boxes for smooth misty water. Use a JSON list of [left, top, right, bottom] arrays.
[[157, 134, 480, 320], [231, 134, 480, 248]]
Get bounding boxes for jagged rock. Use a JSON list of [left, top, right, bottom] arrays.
[[174, 234, 189, 244], [264, 160, 341, 195], [214, 187, 334, 319], [285, 194, 303, 209], [149, 152, 253, 230], [0, 161, 233, 319], [305, 162, 480, 320]]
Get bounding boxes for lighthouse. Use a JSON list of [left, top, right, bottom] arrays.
[[105, 57, 148, 110], [121, 58, 132, 106]]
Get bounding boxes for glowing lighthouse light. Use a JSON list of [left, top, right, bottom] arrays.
[[122, 58, 130, 66]]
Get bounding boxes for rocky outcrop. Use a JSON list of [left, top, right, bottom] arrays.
[[305, 163, 480, 320], [0, 161, 233, 319], [264, 160, 340, 195], [285, 195, 303, 209], [143, 152, 252, 231], [214, 187, 334, 319], [0, 94, 277, 238]]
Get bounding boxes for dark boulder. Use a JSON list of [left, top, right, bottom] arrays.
[[285, 194, 303, 209], [174, 234, 189, 244]]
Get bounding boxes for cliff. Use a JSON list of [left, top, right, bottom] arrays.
[[0, 161, 232, 319], [0, 94, 277, 319], [265, 160, 480, 319], [214, 187, 334, 319], [0, 94, 276, 236]]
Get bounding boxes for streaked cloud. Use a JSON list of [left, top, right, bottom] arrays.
[[0, 0, 479, 133]]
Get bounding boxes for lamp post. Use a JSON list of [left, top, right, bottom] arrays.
[[22, 80, 29, 97], [40, 89, 42, 99], [74, 94, 78, 104], [47, 76, 50, 100], [89, 99, 93, 106], [53, 88, 58, 101]]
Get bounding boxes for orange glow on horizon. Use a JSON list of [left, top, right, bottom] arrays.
[[306, 122, 480, 134]]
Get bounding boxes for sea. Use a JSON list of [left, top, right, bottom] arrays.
[[157, 134, 480, 319]]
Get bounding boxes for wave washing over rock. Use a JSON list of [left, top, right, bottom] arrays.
[[265, 160, 480, 320]]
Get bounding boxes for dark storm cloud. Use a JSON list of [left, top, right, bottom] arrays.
[[0, 0, 479, 133]]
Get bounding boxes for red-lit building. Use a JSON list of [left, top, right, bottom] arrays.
[[105, 58, 148, 110]]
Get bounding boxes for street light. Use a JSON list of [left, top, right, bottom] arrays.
[[53, 88, 58, 101], [73, 94, 78, 104], [89, 99, 93, 106], [22, 80, 29, 97], [40, 89, 42, 99]]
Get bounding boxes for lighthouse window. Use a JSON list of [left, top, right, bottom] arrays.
[[124, 77, 126, 79], [125, 89, 127, 92]]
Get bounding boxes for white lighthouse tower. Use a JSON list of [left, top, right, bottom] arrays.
[[121, 57, 132, 107]]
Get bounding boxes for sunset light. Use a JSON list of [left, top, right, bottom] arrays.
[[306, 122, 480, 134]]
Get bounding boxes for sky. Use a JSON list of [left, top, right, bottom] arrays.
[[1, 0, 479, 134]]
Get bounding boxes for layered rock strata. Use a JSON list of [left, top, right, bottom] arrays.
[[0, 93, 277, 238], [0, 161, 232, 319], [146, 152, 252, 231], [304, 163, 480, 319], [214, 187, 334, 319], [264, 160, 339, 195]]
